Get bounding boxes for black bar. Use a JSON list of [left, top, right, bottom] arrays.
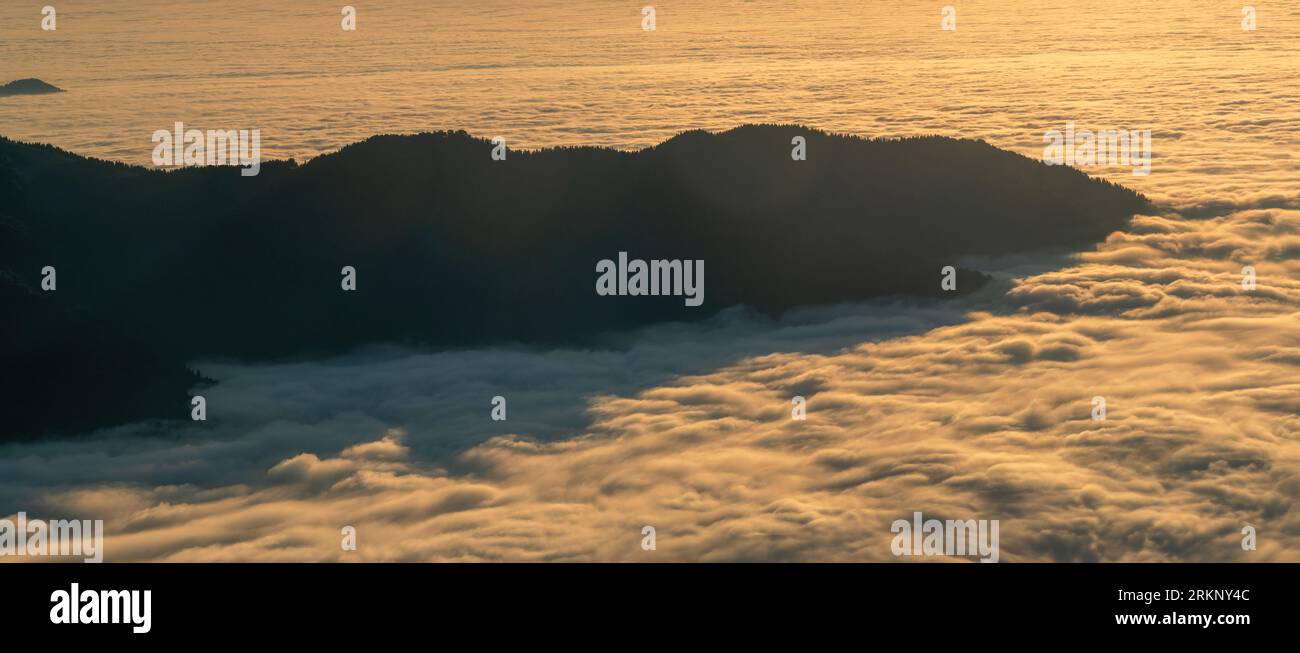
[[0, 563, 1284, 643]]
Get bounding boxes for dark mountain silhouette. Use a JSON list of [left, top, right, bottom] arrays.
[[0, 78, 64, 96], [0, 125, 1151, 440]]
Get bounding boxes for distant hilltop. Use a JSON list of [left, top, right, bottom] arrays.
[[0, 78, 64, 96]]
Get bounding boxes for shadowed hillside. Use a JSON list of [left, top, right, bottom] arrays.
[[0, 125, 1151, 439]]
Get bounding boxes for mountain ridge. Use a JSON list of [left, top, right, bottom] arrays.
[[0, 124, 1152, 439]]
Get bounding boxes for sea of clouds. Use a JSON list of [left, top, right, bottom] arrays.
[[2, 0, 1298, 562], [4, 206, 1298, 562]]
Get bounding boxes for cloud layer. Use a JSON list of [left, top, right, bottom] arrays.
[[6, 209, 1298, 562], [3, 0, 1297, 562]]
